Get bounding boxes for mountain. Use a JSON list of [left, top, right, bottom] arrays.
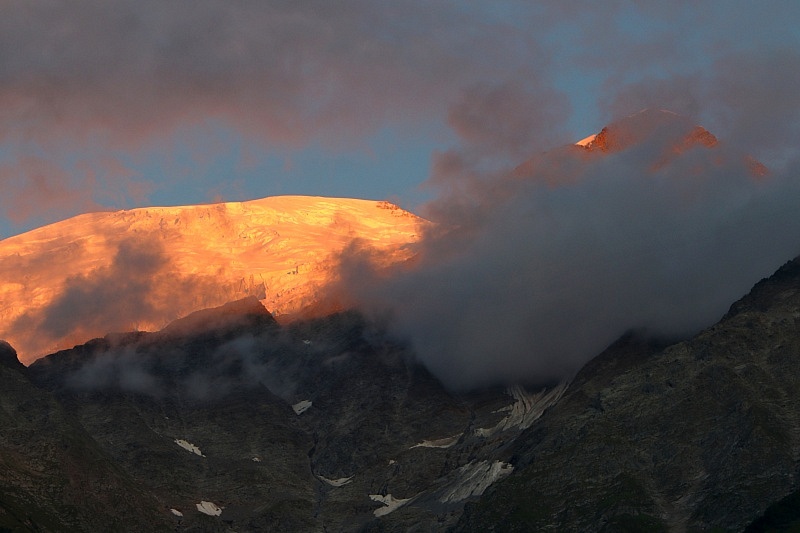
[[575, 108, 768, 177], [7, 253, 800, 531], [2, 111, 799, 531], [23, 297, 562, 532], [0, 196, 425, 364], [575, 108, 719, 154]]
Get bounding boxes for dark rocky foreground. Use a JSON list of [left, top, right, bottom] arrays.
[[2, 258, 800, 531]]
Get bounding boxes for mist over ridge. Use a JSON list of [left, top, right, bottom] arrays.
[[328, 109, 800, 389]]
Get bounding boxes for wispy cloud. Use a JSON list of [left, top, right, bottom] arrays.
[[8, 234, 242, 359]]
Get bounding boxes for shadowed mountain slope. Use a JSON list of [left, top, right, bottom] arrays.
[[456, 258, 800, 532], [0, 341, 172, 532]]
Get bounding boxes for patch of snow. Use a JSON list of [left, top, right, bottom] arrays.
[[170, 508, 183, 517], [475, 382, 567, 437], [388, 459, 396, 465], [576, 133, 598, 146], [319, 475, 353, 487], [252, 457, 261, 462], [439, 461, 514, 503], [410, 434, 460, 449], [175, 439, 205, 457], [196, 500, 223, 516], [303, 339, 312, 345], [292, 399, 312, 415], [369, 494, 411, 517]]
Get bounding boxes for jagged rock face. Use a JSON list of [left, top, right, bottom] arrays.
[[0, 195, 425, 364], [26, 299, 555, 532], [456, 258, 800, 532]]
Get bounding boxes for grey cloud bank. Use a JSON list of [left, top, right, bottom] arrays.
[[331, 112, 800, 389]]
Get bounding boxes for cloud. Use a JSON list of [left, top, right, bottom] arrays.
[[601, 49, 800, 168], [7, 233, 254, 361], [0, 156, 105, 224], [4, 1, 800, 391], [37, 238, 167, 339], [330, 111, 800, 390], [0, 1, 561, 225], [60, 325, 303, 401], [66, 346, 161, 397], [4, 1, 795, 229]]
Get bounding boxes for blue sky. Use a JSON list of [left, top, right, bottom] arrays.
[[1, 1, 800, 239]]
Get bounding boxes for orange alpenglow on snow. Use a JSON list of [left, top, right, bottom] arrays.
[[0, 195, 426, 364]]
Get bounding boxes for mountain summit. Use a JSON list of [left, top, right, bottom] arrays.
[[575, 108, 768, 177], [576, 108, 718, 153], [0, 196, 425, 364]]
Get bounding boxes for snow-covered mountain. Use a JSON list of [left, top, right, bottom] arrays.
[[0, 196, 424, 364]]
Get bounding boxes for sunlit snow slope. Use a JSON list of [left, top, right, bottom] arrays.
[[0, 196, 425, 363]]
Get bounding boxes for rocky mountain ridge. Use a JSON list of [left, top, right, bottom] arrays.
[[7, 298, 561, 531]]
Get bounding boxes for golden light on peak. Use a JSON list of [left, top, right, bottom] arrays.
[[0, 195, 427, 364]]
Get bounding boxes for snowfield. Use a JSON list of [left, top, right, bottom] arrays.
[[196, 501, 223, 516], [320, 475, 353, 487], [475, 383, 568, 437], [410, 434, 461, 449], [292, 399, 312, 415], [439, 461, 514, 503], [369, 494, 411, 517], [174, 439, 205, 457]]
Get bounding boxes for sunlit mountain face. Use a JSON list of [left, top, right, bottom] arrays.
[[0, 196, 425, 364]]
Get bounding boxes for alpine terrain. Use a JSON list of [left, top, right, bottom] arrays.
[[2, 111, 800, 532]]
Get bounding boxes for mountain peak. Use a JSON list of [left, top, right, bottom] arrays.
[[0, 340, 24, 371], [577, 108, 718, 154], [158, 296, 277, 339]]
